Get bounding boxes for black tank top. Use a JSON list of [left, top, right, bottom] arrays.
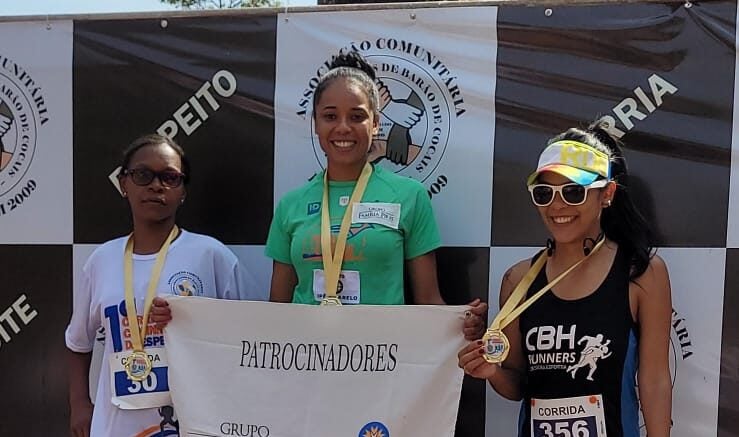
[[517, 247, 640, 437]]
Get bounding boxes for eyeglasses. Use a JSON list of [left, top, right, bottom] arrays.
[[528, 180, 609, 207], [122, 168, 186, 188]]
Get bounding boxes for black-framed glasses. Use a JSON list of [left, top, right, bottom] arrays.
[[122, 168, 185, 188], [528, 180, 608, 207]]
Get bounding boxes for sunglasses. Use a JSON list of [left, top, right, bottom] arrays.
[[528, 179, 609, 207], [122, 168, 186, 188]]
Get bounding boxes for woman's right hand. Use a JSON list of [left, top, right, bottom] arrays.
[[69, 398, 93, 437], [458, 341, 500, 380], [150, 297, 172, 329]]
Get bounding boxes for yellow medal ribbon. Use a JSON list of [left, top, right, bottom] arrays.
[[123, 225, 179, 380], [482, 237, 606, 363], [320, 163, 373, 306]]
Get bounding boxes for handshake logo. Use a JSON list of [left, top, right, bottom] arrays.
[[0, 54, 46, 214], [367, 78, 425, 167], [0, 103, 12, 172]]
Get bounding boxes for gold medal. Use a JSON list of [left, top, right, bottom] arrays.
[[320, 296, 342, 306], [319, 163, 372, 306], [480, 236, 607, 364], [482, 329, 510, 364], [124, 350, 153, 381], [122, 225, 178, 382]]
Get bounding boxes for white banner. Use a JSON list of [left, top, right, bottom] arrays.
[[274, 7, 498, 247], [654, 248, 725, 436], [0, 20, 73, 243], [166, 297, 467, 437]]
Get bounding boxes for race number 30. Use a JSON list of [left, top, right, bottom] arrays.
[[113, 366, 170, 397]]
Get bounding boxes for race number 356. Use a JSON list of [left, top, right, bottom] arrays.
[[532, 417, 597, 437]]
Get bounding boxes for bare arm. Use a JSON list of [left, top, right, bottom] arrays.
[[488, 261, 528, 400], [407, 251, 445, 304], [269, 260, 298, 303], [408, 251, 487, 339], [635, 255, 673, 437], [68, 350, 93, 437]]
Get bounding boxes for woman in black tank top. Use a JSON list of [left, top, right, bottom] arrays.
[[458, 120, 673, 437]]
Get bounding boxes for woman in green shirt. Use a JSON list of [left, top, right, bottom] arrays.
[[265, 51, 485, 339]]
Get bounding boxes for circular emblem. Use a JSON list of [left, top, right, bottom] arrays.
[[482, 328, 510, 364], [168, 271, 204, 296], [0, 67, 38, 197], [124, 350, 153, 381], [359, 421, 389, 437], [309, 44, 455, 183]]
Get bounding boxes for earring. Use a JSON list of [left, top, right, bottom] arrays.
[[546, 238, 556, 256], [602, 199, 612, 208], [180, 197, 185, 205], [122, 191, 127, 198]]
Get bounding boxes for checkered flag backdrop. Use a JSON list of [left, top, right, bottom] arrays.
[[0, 2, 737, 435]]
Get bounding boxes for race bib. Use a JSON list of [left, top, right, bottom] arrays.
[[108, 349, 171, 410], [313, 270, 361, 304], [351, 202, 401, 229], [531, 394, 607, 437]]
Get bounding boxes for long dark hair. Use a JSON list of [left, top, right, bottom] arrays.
[[312, 51, 380, 117], [549, 120, 655, 280]]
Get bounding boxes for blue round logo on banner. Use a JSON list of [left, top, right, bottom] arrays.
[[359, 422, 389, 437]]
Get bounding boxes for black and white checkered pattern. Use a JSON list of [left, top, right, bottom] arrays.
[[0, 2, 737, 435]]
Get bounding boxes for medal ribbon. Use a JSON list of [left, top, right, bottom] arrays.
[[321, 163, 373, 300], [491, 237, 606, 331], [124, 225, 179, 354]]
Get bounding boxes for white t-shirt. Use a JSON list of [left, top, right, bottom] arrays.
[[65, 230, 259, 437]]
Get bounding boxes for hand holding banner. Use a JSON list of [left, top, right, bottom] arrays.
[[165, 297, 467, 437]]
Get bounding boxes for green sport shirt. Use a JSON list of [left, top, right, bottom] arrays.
[[265, 165, 441, 305]]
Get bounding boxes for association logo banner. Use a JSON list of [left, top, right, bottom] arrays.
[[274, 7, 497, 247], [0, 20, 73, 243], [648, 248, 725, 436], [166, 297, 467, 437]]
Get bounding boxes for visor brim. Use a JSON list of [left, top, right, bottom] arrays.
[[527, 164, 600, 186]]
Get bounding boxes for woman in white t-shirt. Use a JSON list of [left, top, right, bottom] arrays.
[[66, 134, 256, 437]]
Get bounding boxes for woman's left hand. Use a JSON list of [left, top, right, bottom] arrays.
[[463, 298, 488, 340]]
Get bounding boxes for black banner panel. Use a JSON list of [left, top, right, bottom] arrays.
[[0, 245, 72, 436], [492, 2, 736, 247], [720, 249, 739, 437], [73, 16, 277, 245]]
